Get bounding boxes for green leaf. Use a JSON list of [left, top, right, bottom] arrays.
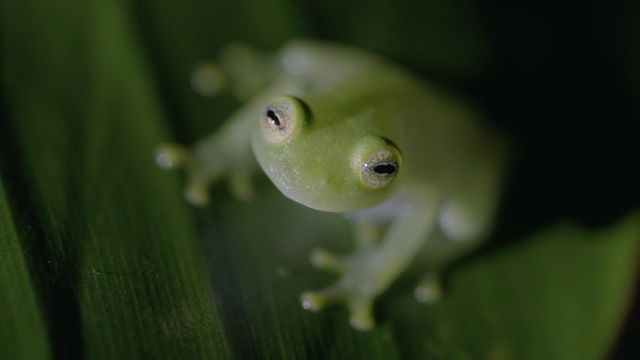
[[386, 213, 640, 359], [1, 0, 229, 358], [0, 179, 51, 359]]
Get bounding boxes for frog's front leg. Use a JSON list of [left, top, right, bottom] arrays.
[[302, 188, 439, 330], [310, 219, 385, 274], [156, 79, 303, 206]]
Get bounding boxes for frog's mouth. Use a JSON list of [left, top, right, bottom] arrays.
[[256, 151, 388, 213], [262, 160, 350, 212], [251, 118, 396, 213]]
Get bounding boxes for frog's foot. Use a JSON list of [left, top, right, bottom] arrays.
[[155, 143, 190, 170], [301, 288, 375, 330], [218, 44, 276, 100], [191, 44, 277, 101], [302, 247, 382, 330], [155, 144, 211, 207], [413, 272, 444, 304]]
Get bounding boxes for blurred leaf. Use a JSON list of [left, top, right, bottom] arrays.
[[1, 0, 229, 358], [0, 178, 51, 359], [386, 212, 640, 359]]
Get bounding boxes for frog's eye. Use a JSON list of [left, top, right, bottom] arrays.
[[260, 96, 307, 144], [360, 143, 402, 189]]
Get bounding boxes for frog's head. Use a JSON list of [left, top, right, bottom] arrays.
[[251, 95, 403, 212]]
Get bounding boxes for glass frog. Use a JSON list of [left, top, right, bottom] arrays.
[[156, 40, 510, 330]]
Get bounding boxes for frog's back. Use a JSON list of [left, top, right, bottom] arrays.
[[277, 40, 505, 188], [378, 76, 500, 187]]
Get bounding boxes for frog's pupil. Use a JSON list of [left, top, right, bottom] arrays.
[[266, 110, 281, 126], [373, 163, 396, 175]]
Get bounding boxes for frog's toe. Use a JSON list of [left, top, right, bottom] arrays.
[[155, 144, 215, 206], [348, 297, 375, 330], [184, 182, 211, 207], [301, 284, 376, 330], [155, 144, 191, 169], [300, 291, 328, 311], [310, 248, 345, 274], [414, 274, 443, 303], [300, 282, 349, 311]]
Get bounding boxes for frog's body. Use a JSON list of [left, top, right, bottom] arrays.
[[157, 40, 510, 330]]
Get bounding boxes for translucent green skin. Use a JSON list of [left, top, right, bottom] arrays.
[[158, 40, 510, 330], [252, 54, 495, 212]]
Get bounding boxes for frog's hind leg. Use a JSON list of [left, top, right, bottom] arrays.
[[413, 214, 492, 304], [412, 229, 471, 304], [415, 135, 509, 303]]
